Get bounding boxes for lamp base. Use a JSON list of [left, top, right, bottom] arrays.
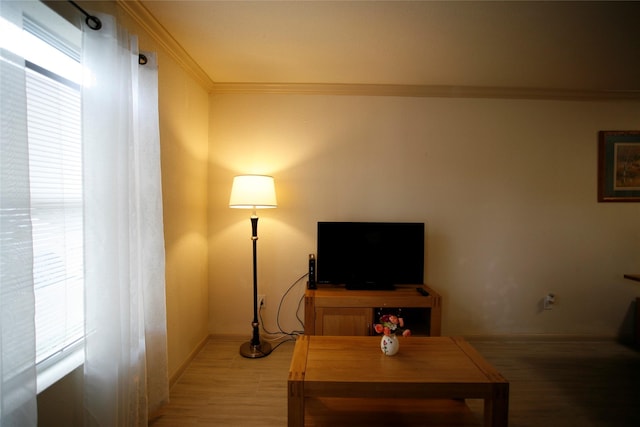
[[239, 340, 273, 359]]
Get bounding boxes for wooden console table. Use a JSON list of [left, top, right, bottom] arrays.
[[304, 284, 441, 336], [288, 335, 509, 427]]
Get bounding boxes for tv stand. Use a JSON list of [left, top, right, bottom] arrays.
[[304, 284, 441, 336]]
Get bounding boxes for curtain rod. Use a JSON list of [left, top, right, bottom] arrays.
[[66, 1, 148, 65], [68, 1, 102, 30]]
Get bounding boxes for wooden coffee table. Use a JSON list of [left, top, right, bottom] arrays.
[[288, 335, 509, 426]]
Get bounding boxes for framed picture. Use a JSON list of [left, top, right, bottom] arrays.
[[598, 131, 640, 202]]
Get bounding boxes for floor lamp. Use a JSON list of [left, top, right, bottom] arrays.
[[229, 175, 277, 358]]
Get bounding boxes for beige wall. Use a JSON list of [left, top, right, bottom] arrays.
[[209, 94, 640, 338], [157, 52, 210, 379]]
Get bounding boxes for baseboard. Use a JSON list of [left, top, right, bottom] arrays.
[[463, 333, 620, 342], [168, 334, 210, 387]]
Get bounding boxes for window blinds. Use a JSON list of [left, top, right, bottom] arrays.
[[25, 65, 83, 365]]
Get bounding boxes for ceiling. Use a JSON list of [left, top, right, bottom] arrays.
[[139, 0, 640, 94]]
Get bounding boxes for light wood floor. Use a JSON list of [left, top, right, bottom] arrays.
[[150, 336, 640, 426]]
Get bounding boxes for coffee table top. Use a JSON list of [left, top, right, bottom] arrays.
[[290, 335, 507, 398]]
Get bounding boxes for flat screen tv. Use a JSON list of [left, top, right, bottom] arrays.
[[317, 222, 424, 290]]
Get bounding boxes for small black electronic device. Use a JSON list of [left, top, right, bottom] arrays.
[[308, 253, 317, 289], [416, 287, 429, 296]]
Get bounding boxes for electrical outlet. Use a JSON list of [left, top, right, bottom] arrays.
[[258, 294, 266, 308], [544, 293, 555, 310]]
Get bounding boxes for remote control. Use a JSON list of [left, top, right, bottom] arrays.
[[416, 287, 429, 296]]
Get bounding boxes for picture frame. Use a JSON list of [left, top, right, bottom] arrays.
[[598, 131, 640, 202]]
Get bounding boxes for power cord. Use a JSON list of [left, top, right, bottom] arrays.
[[260, 271, 308, 341]]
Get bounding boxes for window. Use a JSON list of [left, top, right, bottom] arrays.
[[27, 36, 83, 384], [1, 4, 83, 392]]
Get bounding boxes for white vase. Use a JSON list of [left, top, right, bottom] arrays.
[[380, 334, 399, 356]]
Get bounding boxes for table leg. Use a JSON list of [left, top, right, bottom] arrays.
[[484, 382, 509, 427], [287, 380, 304, 427], [288, 336, 309, 426]]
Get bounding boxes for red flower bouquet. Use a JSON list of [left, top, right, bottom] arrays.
[[374, 313, 411, 337]]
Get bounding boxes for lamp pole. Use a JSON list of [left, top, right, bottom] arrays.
[[239, 215, 272, 357]]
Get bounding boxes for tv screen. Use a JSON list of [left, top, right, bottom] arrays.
[[317, 222, 424, 290]]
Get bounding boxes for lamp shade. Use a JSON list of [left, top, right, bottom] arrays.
[[229, 175, 277, 209]]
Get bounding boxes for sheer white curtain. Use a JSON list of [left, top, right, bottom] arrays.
[[0, 2, 38, 426], [81, 13, 169, 426]]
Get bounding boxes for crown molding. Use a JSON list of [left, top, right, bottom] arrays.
[[116, 1, 639, 101], [116, 0, 215, 91], [211, 82, 640, 101]]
